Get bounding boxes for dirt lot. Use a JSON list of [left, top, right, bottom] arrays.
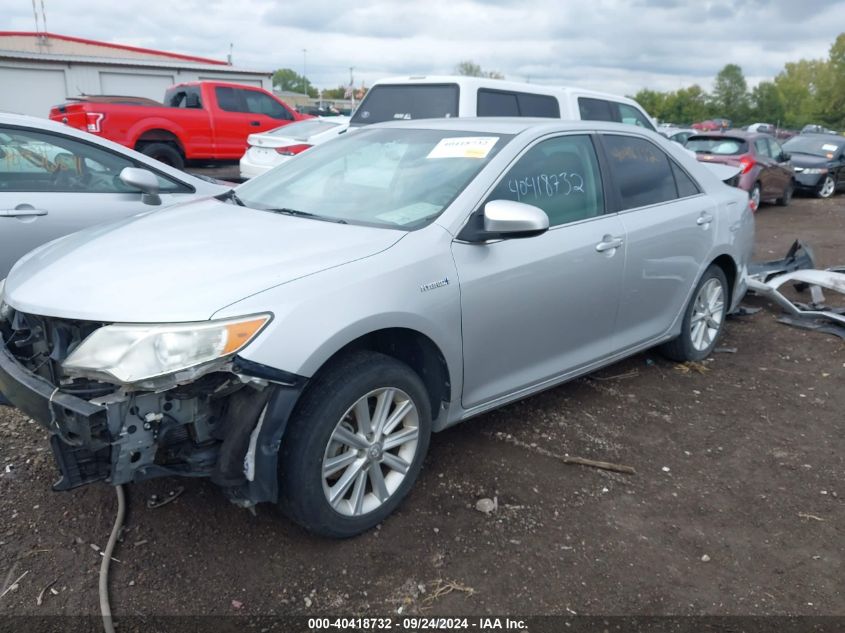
[[0, 195, 842, 618]]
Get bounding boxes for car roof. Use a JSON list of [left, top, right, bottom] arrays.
[[689, 130, 769, 140], [368, 116, 657, 136], [370, 75, 643, 104]]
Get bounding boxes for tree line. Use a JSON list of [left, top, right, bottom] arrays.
[[633, 33, 845, 129]]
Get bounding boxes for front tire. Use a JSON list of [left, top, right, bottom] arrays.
[[278, 351, 432, 538], [660, 265, 728, 362], [816, 175, 836, 199]]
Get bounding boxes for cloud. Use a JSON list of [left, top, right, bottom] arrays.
[[4, 0, 845, 96]]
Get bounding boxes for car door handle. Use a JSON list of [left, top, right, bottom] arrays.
[[250, 121, 261, 126], [595, 236, 624, 252], [696, 213, 714, 226], [0, 207, 48, 218]]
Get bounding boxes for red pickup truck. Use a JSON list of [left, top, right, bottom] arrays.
[[49, 81, 308, 169]]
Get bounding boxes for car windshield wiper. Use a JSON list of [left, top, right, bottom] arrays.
[[217, 189, 247, 207], [262, 207, 347, 224]]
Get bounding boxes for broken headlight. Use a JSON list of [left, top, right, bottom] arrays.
[[62, 314, 271, 384], [0, 278, 10, 322]]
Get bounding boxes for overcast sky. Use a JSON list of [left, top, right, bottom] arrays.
[[7, 0, 845, 95]]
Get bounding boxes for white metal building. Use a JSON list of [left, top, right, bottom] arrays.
[[0, 31, 272, 117]]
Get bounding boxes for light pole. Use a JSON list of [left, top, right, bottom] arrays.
[[302, 48, 308, 96]]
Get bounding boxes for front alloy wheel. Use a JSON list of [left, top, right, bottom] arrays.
[[817, 175, 836, 199], [278, 351, 432, 538], [322, 387, 420, 517]]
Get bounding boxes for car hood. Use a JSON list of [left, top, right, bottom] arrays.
[[4, 198, 405, 322], [788, 152, 831, 168]]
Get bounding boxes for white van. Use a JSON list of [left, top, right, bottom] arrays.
[[350, 75, 656, 130]]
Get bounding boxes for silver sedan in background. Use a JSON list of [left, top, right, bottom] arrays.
[[0, 118, 753, 537], [0, 112, 228, 278]]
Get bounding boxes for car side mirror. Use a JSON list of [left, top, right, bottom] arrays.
[[458, 199, 549, 242], [780, 152, 791, 162], [120, 167, 161, 206]]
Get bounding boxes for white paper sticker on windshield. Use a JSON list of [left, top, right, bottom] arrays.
[[822, 143, 839, 152], [427, 136, 499, 159]]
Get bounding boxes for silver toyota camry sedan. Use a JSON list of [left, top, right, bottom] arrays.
[[0, 118, 754, 537]]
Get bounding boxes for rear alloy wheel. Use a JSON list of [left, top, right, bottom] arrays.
[[817, 175, 836, 199], [749, 182, 761, 211], [660, 265, 728, 362], [777, 180, 794, 207], [278, 351, 432, 538]]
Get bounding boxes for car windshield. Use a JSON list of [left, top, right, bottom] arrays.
[[234, 127, 511, 229], [265, 119, 342, 140], [686, 136, 748, 155], [783, 136, 844, 158], [350, 84, 459, 126]]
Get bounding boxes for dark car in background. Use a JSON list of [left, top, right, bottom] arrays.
[[783, 134, 845, 198], [686, 131, 795, 210]]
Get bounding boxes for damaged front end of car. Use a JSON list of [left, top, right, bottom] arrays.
[[0, 297, 305, 508]]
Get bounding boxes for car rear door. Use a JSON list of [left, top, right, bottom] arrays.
[[599, 133, 716, 351], [452, 133, 626, 409], [767, 137, 793, 195], [0, 124, 191, 277], [752, 137, 780, 198]]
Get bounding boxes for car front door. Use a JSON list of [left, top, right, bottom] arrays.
[[599, 133, 716, 350], [0, 125, 190, 277], [767, 137, 793, 195], [452, 133, 626, 409]]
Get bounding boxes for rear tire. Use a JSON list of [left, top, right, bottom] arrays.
[[777, 180, 794, 206], [660, 265, 728, 362], [278, 351, 432, 538], [138, 142, 184, 170]]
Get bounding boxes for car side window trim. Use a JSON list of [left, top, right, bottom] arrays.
[[0, 124, 194, 194]]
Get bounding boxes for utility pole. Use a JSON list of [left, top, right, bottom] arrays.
[[302, 48, 308, 96], [349, 66, 355, 107]]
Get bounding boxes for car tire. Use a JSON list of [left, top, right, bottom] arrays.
[[278, 351, 432, 538], [776, 179, 794, 206], [138, 142, 184, 170], [659, 265, 729, 362], [749, 182, 761, 211], [816, 175, 836, 199]]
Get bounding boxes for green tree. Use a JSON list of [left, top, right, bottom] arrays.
[[711, 64, 749, 123], [272, 68, 318, 98], [632, 89, 668, 120], [665, 84, 711, 124], [750, 81, 785, 125], [820, 33, 845, 128], [455, 60, 505, 79], [774, 59, 828, 128]]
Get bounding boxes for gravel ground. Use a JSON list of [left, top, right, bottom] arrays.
[[0, 195, 842, 618]]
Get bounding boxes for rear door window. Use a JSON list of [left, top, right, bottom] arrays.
[[602, 134, 678, 209], [477, 90, 519, 116], [351, 84, 459, 125], [754, 138, 772, 158], [578, 97, 615, 122], [477, 90, 560, 118]]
